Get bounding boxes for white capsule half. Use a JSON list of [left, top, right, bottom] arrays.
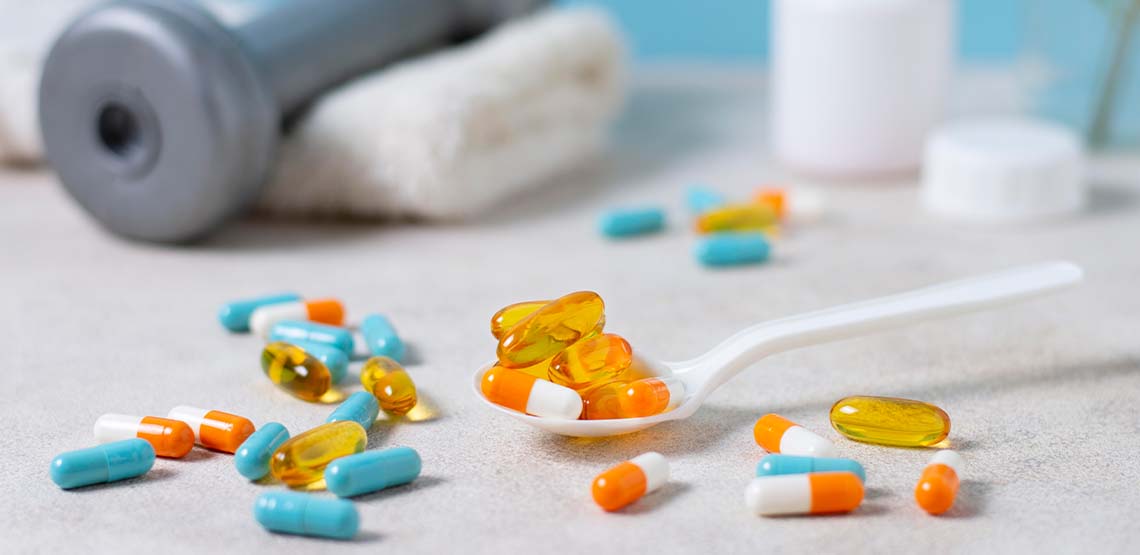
[[929, 450, 965, 473], [630, 452, 670, 493], [250, 303, 308, 338], [94, 414, 146, 443], [782, 426, 838, 458], [526, 379, 583, 419]]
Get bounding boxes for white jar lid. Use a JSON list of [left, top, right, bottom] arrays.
[[921, 118, 1085, 222]]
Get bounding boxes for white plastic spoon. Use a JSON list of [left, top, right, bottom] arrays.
[[472, 261, 1083, 437]]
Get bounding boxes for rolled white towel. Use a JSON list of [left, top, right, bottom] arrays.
[[258, 6, 627, 219]]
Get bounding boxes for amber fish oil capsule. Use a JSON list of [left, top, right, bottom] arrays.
[[694, 203, 777, 234], [261, 342, 332, 402], [916, 450, 964, 515], [218, 292, 300, 332], [254, 491, 359, 540], [754, 414, 837, 457], [235, 422, 290, 480], [291, 340, 349, 384], [592, 452, 669, 511], [50, 439, 155, 489], [271, 421, 367, 486], [167, 406, 256, 454], [830, 396, 951, 447], [548, 333, 633, 390], [746, 471, 864, 516], [497, 291, 605, 368], [94, 414, 195, 458], [360, 356, 417, 415], [490, 300, 551, 339], [249, 298, 345, 338]]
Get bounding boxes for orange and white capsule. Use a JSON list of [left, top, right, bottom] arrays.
[[753, 187, 825, 223], [481, 366, 582, 419], [754, 414, 838, 457], [746, 471, 864, 516], [250, 298, 345, 338], [915, 450, 964, 515], [167, 406, 256, 454], [93, 414, 195, 458], [592, 452, 669, 511]]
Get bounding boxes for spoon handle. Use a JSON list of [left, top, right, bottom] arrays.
[[693, 261, 1083, 393]]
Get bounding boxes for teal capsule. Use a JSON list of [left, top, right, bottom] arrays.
[[325, 446, 421, 498], [695, 232, 770, 266], [292, 340, 348, 384], [253, 491, 359, 540], [326, 392, 380, 430], [269, 320, 355, 355], [756, 454, 866, 483], [235, 422, 290, 480], [218, 292, 301, 332], [686, 185, 726, 214], [361, 314, 405, 362], [598, 207, 666, 238], [50, 439, 155, 489]]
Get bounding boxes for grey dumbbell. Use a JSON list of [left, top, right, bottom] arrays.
[[39, 0, 546, 243]]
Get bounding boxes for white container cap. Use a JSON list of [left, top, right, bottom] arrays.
[[921, 118, 1085, 222]]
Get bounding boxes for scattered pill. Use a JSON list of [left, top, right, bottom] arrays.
[[93, 414, 195, 458], [754, 414, 838, 457], [167, 406, 256, 454], [592, 452, 669, 511], [50, 438, 155, 489], [548, 333, 633, 390], [269, 320, 355, 355], [218, 292, 301, 332], [915, 450, 964, 515], [360, 314, 405, 362], [583, 377, 684, 419], [235, 422, 290, 480], [694, 203, 777, 234], [829, 395, 951, 447], [490, 300, 551, 339], [695, 232, 770, 267], [325, 446, 422, 498], [254, 491, 359, 540], [260, 342, 332, 402], [497, 291, 605, 368], [481, 366, 583, 419], [291, 340, 348, 384], [327, 392, 380, 430], [598, 207, 666, 238], [360, 356, 418, 415], [754, 187, 825, 223], [756, 454, 866, 483], [686, 185, 727, 214], [271, 421, 367, 486], [746, 471, 864, 516], [249, 298, 345, 338]]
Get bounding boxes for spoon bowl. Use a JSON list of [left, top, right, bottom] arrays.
[[473, 261, 1084, 437]]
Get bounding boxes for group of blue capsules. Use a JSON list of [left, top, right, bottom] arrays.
[[47, 292, 429, 540], [597, 185, 825, 266]]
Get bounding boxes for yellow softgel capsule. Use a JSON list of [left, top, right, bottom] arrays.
[[497, 291, 605, 368], [694, 203, 778, 234], [829, 396, 951, 447], [548, 333, 633, 390], [360, 356, 418, 415], [260, 342, 332, 402], [270, 421, 366, 486], [491, 300, 605, 341]]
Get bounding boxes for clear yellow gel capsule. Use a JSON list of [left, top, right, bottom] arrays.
[[360, 356, 418, 415], [260, 342, 332, 402], [548, 333, 633, 390], [829, 396, 951, 447], [491, 300, 605, 341], [270, 421, 366, 486], [694, 203, 778, 234], [496, 291, 605, 368]]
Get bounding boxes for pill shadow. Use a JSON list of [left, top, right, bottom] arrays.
[[863, 486, 892, 501], [353, 531, 384, 543], [1086, 182, 1136, 217], [613, 481, 691, 515], [352, 475, 447, 504], [62, 467, 177, 492], [937, 479, 990, 519]]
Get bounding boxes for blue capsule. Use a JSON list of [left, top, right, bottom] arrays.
[[50, 438, 155, 489], [235, 422, 290, 480], [292, 340, 348, 384], [598, 207, 666, 238], [361, 314, 405, 362], [269, 320, 355, 355], [756, 454, 867, 483], [326, 392, 380, 430], [686, 185, 726, 214], [253, 491, 359, 540], [695, 232, 770, 267], [218, 292, 301, 332], [325, 446, 421, 498]]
